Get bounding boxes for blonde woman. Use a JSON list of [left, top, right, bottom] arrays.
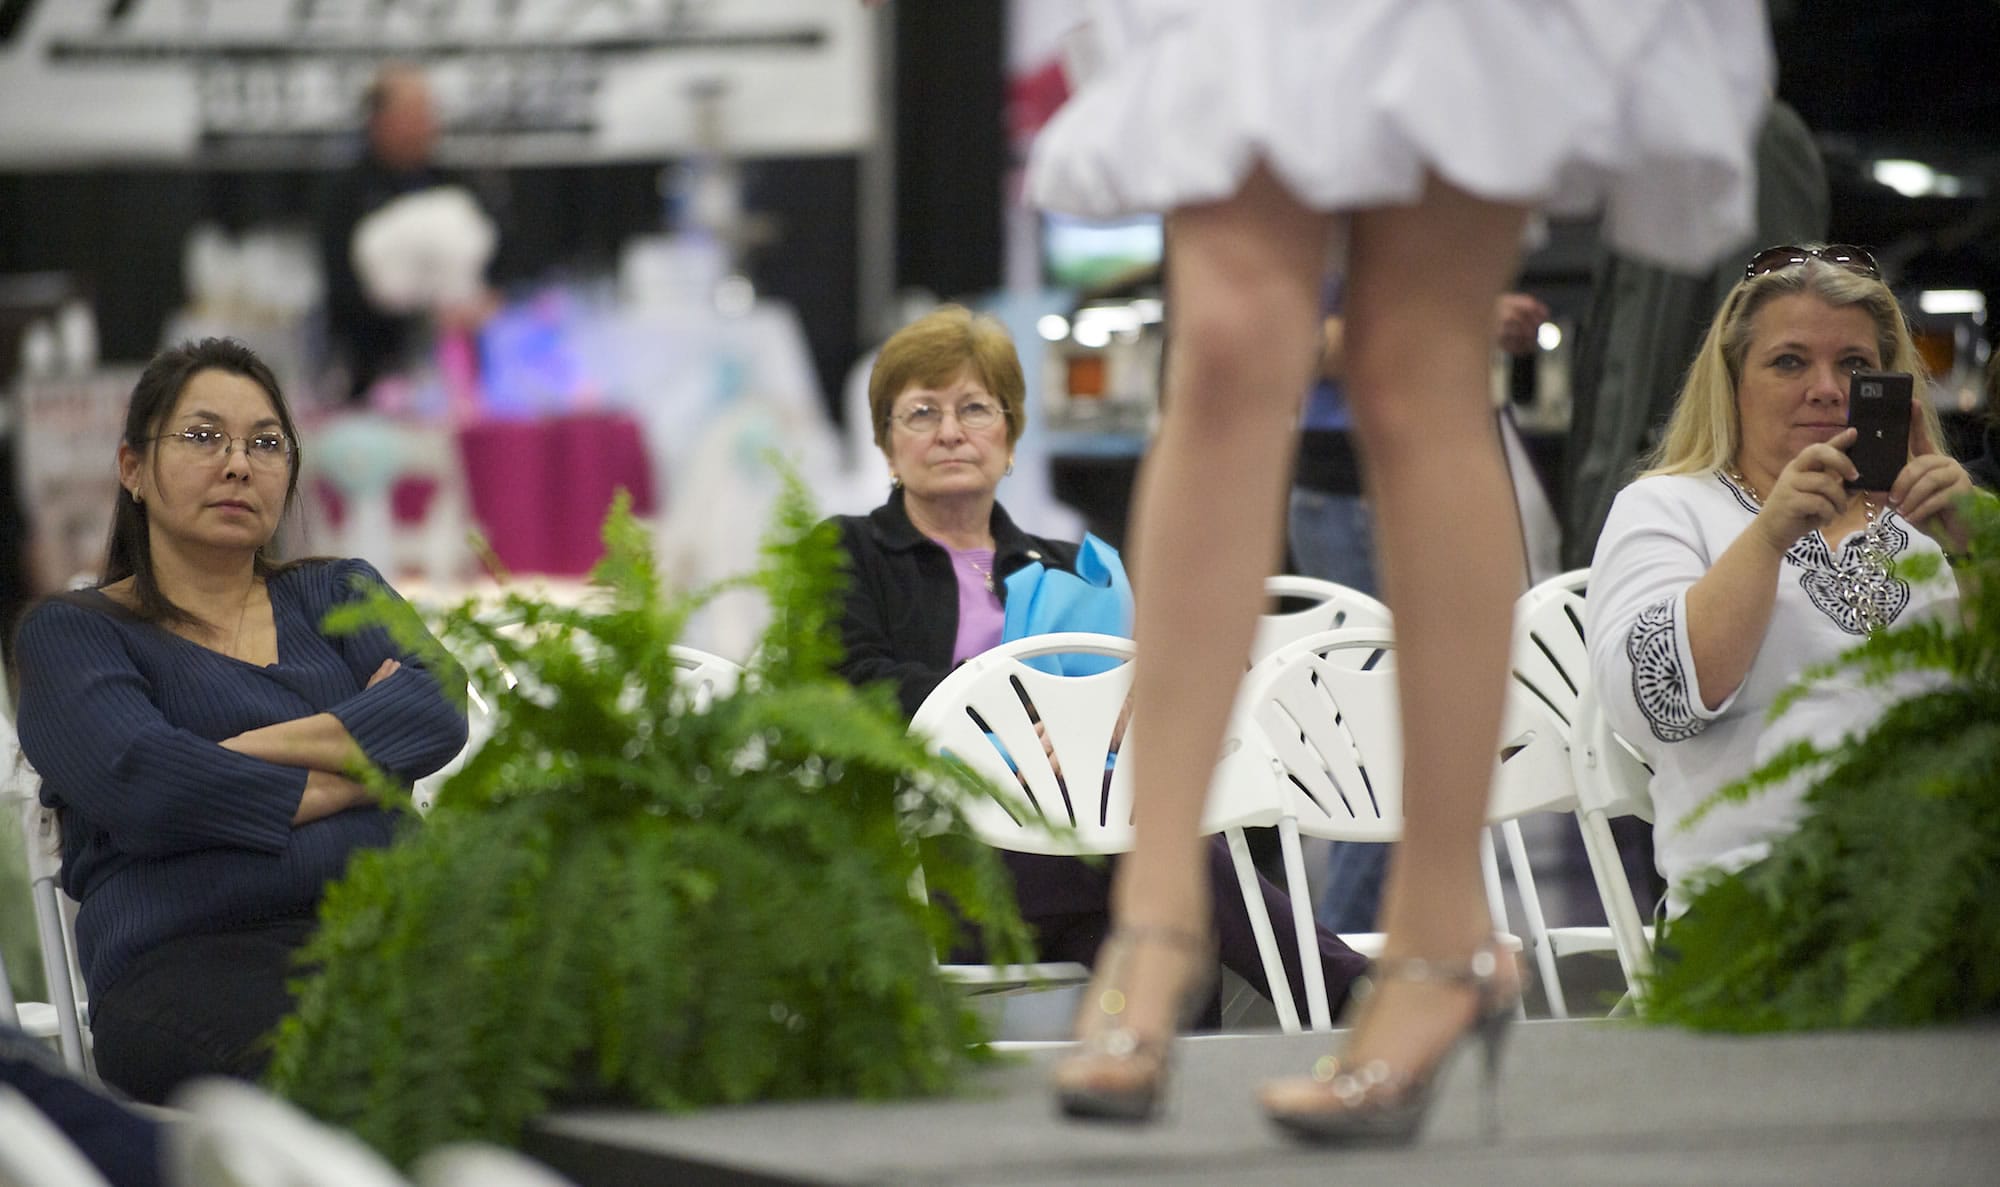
[[1586, 246, 1976, 916]]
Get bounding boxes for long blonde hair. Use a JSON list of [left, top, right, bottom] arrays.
[[1644, 255, 1943, 477]]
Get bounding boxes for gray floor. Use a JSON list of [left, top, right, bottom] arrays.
[[526, 1020, 2000, 1185]]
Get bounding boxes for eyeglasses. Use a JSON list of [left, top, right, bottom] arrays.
[[151, 425, 293, 469], [1744, 244, 1880, 281], [891, 398, 1006, 435]]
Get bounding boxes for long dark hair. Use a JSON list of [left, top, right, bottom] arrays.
[[103, 338, 306, 627]]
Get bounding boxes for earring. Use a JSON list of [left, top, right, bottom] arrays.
[[1004, 459, 1015, 476], [131, 489, 143, 504], [890, 475, 902, 489]]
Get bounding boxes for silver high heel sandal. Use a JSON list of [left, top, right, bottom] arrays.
[[1054, 924, 1214, 1123], [1261, 941, 1521, 1146]]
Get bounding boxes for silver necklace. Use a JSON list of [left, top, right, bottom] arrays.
[[1727, 469, 1894, 631], [966, 554, 996, 592]]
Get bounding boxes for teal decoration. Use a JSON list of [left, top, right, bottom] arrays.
[[1000, 533, 1132, 675]]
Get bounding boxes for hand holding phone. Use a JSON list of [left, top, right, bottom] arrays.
[[1844, 369, 1913, 492]]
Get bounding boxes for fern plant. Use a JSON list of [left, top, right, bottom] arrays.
[[1646, 492, 2000, 1032], [266, 476, 1034, 1165]]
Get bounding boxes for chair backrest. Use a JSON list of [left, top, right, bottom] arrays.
[[910, 632, 1281, 849], [1243, 628, 1404, 842], [1247, 627, 1576, 837], [667, 643, 744, 710], [1510, 585, 1589, 730], [416, 642, 741, 814], [1521, 567, 1589, 608], [1251, 575, 1393, 666], [910, 632, 1142, 855]]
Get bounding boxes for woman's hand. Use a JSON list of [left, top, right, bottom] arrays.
[[368, 658, 402, 688], [1034, 719, 1063, 780], [1891, 415, 1977, 555], [293, 769, 375, 825], [1109, 693, 1134, 753], [1749, 429, 1860, 554]]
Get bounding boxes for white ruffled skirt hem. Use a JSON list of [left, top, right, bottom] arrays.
[[1026, 0, 1774, 270]]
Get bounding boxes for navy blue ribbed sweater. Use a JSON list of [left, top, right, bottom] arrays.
[[13, 558, 468, 999]]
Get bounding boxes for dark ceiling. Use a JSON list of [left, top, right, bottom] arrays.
[[1771, 0, 2000, 291]]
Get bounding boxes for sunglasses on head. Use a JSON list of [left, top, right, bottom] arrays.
[[1743, 243, 1880, 281]]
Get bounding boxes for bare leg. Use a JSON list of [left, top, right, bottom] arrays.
[[1055, 164, 1333, 1105], [1262, 176, 1530, 1120]]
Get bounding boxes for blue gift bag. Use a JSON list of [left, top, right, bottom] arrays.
[[1000, 533, 1133, 675]]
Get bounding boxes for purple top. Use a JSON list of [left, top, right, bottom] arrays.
[[942, 544, 1004, 664]]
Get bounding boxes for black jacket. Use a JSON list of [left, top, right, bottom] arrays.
[[829, 489, 1080, 720]]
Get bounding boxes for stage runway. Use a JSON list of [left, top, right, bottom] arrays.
[[525, 1019, 2000, 1185]]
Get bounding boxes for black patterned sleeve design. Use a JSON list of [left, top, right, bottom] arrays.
[[1625, 598, 1706, 743]]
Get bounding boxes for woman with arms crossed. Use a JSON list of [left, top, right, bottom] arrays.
[[13, 339, 466, 1104]]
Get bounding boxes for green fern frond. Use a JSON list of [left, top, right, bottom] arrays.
[[1648, 494, 2000, 1033], [751, 463, 848, 687], [269, 467, 1031, 1165]]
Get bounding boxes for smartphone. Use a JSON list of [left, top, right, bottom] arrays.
[[1845, 369, 1913, 492]]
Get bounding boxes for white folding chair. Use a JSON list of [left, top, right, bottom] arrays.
[[173, 1079, 583, 1187], [1252, 575, 1393, 665], [1561, 683, 1658, 1006], [1499, 580, 1594, 1016], [413, 682, 493, 816], [23, 805, 90, 1080], [1504, 570, 1660, 1014], [2, 735, 92, 1078], [1243, 628, 1544, 1031], [0, 1083, 113, 1187], [415, 642, 740, 815], [1250, 576, 1395, 919], [910, 632, 1302, 1034], [169, 1078, 411, 1187]]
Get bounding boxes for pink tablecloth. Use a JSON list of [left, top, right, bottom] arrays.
[[457, 412, 658, 576]]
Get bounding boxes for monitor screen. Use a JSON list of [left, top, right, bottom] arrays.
[[1042, 212, 1163, 289]]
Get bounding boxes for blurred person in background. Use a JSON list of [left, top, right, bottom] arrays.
[[319, 63, 499, 403], [12, 339, 466, 1103]]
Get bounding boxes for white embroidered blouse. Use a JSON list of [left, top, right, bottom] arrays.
[[1584, 471, 1961, 914]]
